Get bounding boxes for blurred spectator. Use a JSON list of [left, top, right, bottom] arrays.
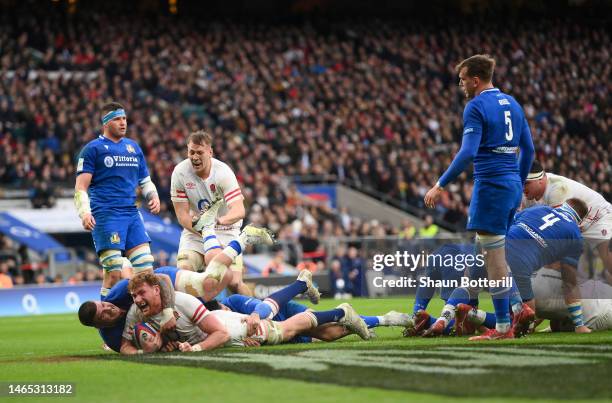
[[342, 247, 366, 297], [0, 262, 13, 288], [30, 180, 56, 208], [262, 250, 287, 277], [329, 258, 351, 299], [399, 219, 416, 240], [68, 271, 84, 284], [419, 215, 439, 239]]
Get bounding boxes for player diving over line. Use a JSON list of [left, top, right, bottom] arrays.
[[123, 272, 372, 354]]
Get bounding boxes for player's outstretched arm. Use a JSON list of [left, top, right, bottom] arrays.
[[518, 117, 535, 184], [74, 173, 96, 231], [179, 314, 229, 352]]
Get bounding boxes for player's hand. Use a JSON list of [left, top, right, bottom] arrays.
[[575, 325, 591, 334], [81, 213, 96, 231], [424, 184, 443, 209], [178, 342, 193, 352], [242, 337, 261, 347], [148, 196, 161, 214], [161, 341, 179, 352], [160, 316, 177, 334], [242, 313, 261, 336]]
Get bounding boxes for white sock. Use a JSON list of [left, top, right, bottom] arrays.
[[469, 309, 486, 325], [100, 287, 110, 297], [377, 315, 386, 325], [439, 304, 456, 326], [496, 322, 511, 333], [511, 302, 523, 315]]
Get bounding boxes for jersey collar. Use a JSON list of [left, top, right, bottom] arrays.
[[479, 88, 500, 96], [99, 134, 124, 144]]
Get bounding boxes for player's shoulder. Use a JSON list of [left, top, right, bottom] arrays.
[[175, 291, 203, 308], [212, 158, 235, 173], [81, 135, 105, 151], [172, 159, 193, 174]]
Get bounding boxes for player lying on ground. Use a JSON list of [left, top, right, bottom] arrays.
[[217, 270, 412, 342], [461, 267, 612, 333], [122, 273, 372, 354], [77, 222, 272, 352], [523, 161, 612, 281], [421, 200, 591, 339]]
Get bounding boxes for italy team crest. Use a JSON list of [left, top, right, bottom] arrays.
[[110, 232, 121, 244], [126, 144, 136, 154]]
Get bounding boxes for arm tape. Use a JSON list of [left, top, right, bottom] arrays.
[[74, 190, 91, 219], [139, 177, 158, 200]]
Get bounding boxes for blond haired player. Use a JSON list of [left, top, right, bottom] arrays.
[[524, 161, 612, 279], [171, 130, 253, 296]]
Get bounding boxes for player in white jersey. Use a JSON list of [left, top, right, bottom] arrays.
[[120, 273, 230, 354], [171, 130, 251, 296], [524, 161, 612, 277], [533, 268, 612, 331]]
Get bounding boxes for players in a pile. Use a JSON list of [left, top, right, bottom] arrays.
[[406, 199, 606, 338], [74, 102, 160, 298], [171, 130, 252, 296], [424, 54, 535, 340], [523, 161, 612, 279]]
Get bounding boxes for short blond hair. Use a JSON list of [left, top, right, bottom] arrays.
[[128, 272, 160, 294]]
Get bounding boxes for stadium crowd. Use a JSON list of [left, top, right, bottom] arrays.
[[0, 9, 609, 242]]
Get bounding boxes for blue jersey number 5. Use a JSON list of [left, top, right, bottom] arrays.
[[504, 111, 514, 141]]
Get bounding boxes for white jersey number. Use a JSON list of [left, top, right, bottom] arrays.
[[504, 111, 514, 141], [538, 213, 560, 231]]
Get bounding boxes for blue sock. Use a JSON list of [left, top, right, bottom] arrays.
[[490, 286, 511, 332], [414, 267, 437, 313], [361, 315, 379, 328], [428, 315, 438, 327], [447, 287, 470, 308], [313, 309, 344, 325], [483, 312, 497, 328], [508, 277, 523, 314], [267, 280, 307, 308], [228, 240, 242, 255], [468, 298, 479, 308], [413, 297, 431, 314], [443, 319, 455, 335]]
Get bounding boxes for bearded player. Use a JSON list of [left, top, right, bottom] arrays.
[[75, 102, 160, 297], [524, 161, 612, 279], [171, 130, 253, 296]]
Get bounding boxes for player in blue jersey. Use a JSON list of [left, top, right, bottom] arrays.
[[74, 102, 161, 298], [424, 55, 535, 340], [424, 199, 592, 338]]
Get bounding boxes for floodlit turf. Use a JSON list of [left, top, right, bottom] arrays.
[[1, 297, 611, 403]]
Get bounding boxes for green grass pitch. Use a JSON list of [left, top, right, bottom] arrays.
[[1, 297, 611, 403]]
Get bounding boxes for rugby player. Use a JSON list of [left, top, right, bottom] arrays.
[[75, 102, 160, 297], [424, 200, 591, 339], [171, 130, 253, 296], [122, 273, 371, 354], [524, 161, 612, 278], [424, 54, 535, 340]]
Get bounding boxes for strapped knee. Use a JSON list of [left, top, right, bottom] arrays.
[[176, 250, 204, 272], [99, 250, 124, 272], [128, 244, 154, 274], [476, 234, 505, 250]]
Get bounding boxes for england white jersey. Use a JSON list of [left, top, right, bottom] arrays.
[[527, 173, 611, 240], [171, 158, 244, 231], [533, 268, 612, 329], [123, 292, 210, 345]]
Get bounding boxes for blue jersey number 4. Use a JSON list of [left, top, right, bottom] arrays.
[[538, 213, 560, 230]]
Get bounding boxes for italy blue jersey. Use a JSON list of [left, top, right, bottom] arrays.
[[99, 279, 130, 353], [463, 88, 531, 182], [76, 135, 150, 215], [508, 205, 583, 272]]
